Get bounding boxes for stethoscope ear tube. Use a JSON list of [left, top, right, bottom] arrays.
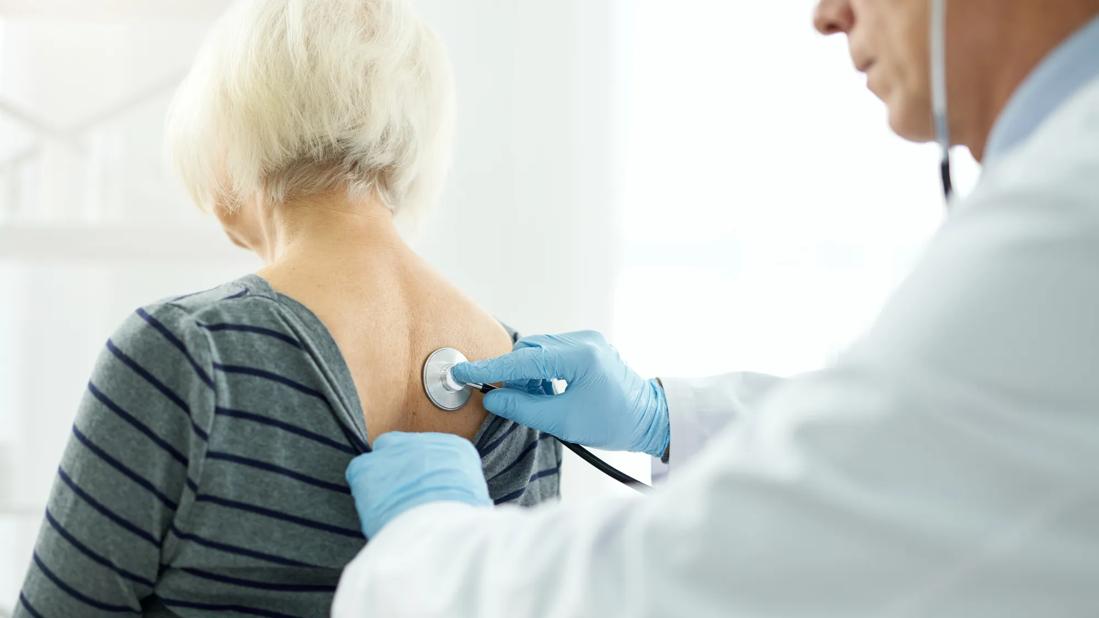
[[478, 382, 651, 492], [559, 441, 651, 491], [931, 0, 954, 203]]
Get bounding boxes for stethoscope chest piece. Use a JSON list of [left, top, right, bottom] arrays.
[[422, 347, 650, 491], [423, 347, 472, 411]]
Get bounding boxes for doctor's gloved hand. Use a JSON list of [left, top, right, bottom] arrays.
[[451, 331, 670, 458], [346, 432, 491, 539]]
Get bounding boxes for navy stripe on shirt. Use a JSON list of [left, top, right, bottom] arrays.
[[475, 415, 507, 451], [87, 382, 189, 467], [72, 425, 179, 510], [529, 465, 562, 484], [159, 597, 300, 618], [493, 488, 525, 505], [45, 510, 156, 588], [136, 308, 214, 387], [206, 451, 351, 495], [479, 422, 519, 458], [199, 322, 303, 349], [105, 340, 209, 441], [194, 494, 362, 539], [487, 434, 554, 483], [214, 407, 357, 455], [213, 363, 367, 453], [178, 567, 337, 593], [167, 524, 316, 568], [32, 552, 139, 614], [19, 592, 45, 618], [57, 468, 161, 548], [494, 465, 562, 505]]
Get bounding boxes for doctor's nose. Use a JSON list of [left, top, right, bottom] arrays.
[[813, 0, 855, 35]]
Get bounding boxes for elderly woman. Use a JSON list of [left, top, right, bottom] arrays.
[[15, 1, 559, 616]]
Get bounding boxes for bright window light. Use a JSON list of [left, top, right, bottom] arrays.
[[613, 0, 978, 379]]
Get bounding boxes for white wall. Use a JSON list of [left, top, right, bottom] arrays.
[[414, 0, 622, 336], [412, 0, 638, 504], [614, 0, 978, 382]]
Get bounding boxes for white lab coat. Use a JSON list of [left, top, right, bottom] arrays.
[[332, 78, 1099, 618]]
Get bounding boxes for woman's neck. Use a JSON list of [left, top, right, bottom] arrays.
[[266, 192, 410, 264], [255, 192, 426, 293], [251, 192, 499, 442]]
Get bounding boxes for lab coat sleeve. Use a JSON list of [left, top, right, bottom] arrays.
[[334, 357, 1095, 617], [332, 111, 1099, 616], [655, 372, 785, 479]]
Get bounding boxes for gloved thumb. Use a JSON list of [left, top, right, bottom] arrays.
[[482, 388, 558, 434]]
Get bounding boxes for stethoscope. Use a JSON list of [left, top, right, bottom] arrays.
[[932, 0, 955, 204], [423, 348, 650, 491]]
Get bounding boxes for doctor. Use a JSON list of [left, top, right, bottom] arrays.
[[335, 0, 1099, 615]]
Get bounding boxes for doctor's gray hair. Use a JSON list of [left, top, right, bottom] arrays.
[[165, 0, 454, 227]]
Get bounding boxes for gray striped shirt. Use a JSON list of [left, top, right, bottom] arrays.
[[15, 274, 560, 618]]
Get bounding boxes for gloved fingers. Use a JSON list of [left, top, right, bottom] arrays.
[[570, 330, 611, 345], [516, 331, 611, 370], [512, 334, 560, 350], [450, 346, 561, 385], [482, 388, 561, 432], [345, 431, 490, 539], [502, 378, 558, 396], [361, 432, 478, 473]]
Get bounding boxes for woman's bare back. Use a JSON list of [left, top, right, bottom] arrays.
[[260, 252, 513, 444]]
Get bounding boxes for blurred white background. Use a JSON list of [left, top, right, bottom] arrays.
[[0, 0, 979, 610]]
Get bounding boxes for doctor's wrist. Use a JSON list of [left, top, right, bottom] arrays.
[[638, 379, 671, 458]]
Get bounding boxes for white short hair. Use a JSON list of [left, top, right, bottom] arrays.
[[165, 0, 454, 227]]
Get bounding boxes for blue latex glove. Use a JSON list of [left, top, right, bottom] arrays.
[[346, 432, 491, 539], [451, 331, 670, 458]]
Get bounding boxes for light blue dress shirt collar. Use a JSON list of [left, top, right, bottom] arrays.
[[984, 15, 1099, 165]]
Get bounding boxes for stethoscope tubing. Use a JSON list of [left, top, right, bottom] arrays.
[[477, 383, 650, 492]]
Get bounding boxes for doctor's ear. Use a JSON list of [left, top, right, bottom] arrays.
[[814, 0, 855, 35]]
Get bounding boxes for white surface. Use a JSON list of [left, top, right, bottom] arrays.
[[0, 224, 243, 261], [331, 77, 1099, 617], [0, 0, 227, 21]]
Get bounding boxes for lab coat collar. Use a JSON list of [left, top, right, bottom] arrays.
[[984, 15, 1099, 166]]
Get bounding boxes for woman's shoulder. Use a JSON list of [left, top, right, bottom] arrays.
[[152, 274, 280, 320], [105, 274, 300, 372], [124, 275, 308, 345]]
